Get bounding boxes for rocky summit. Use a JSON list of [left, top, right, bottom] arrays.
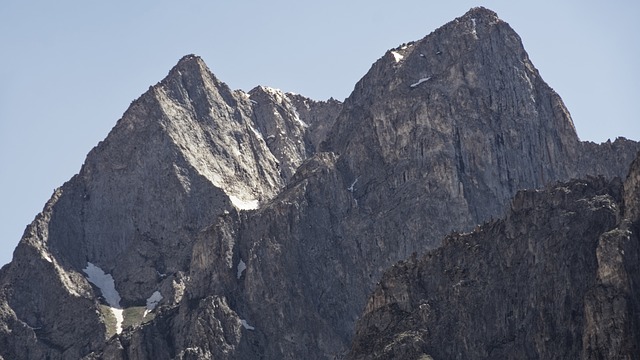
[[0, 7, 638, 360]]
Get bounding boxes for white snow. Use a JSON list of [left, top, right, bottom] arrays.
[[410, 77, 431, 88], [229, 195, 260, 210], [250, 126, 264, 140], [471, 18, 478, 38], [237, 259, 247, 279], [348, 177, 359, 206], [83, 262, 124, 334], [111, 309, 123, 331], [146, 291, 163, 311], [83, 263, 121, 309], [143, 290, 163, 317], [240, 319, 255, 330], [391, 51, 404, 63], [347, 177, 359, 192]]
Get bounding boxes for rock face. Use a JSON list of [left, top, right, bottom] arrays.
[[348, 158, 640, 359], [0, 6, 638, 360], [248, 86, 342, 181], [0, 55, 341, 359]]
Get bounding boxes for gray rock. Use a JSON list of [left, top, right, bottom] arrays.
[[348, 154, 640, 359], [0, 6, 638, 360], [248, 86, 342, 181]]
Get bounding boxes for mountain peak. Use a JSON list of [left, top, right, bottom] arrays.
[[161, 53, 216, 87], [163, 53, 208, 79], [177, 53, 203, 64], [172, 53, 209, 72], [325, 1, 591, 241], [461, 6, 499, 20], [0, 7, 638, 360]]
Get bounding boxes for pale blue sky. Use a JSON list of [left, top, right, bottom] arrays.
[[1, 1, 638, 266]]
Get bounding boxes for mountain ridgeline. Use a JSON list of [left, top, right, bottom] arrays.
[[1, 7, 638, 359]]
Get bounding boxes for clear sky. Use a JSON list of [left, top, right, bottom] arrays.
[[1, 0, 638, 266]]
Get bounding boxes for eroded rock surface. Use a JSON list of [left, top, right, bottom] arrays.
[[0, 6, 638, 360], [349, 155, 640, 359]]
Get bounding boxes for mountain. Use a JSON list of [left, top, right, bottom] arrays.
[[349, 155, 640, 359], [0, 7, 638, 359]]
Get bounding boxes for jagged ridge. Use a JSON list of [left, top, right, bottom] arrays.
[[348, 156, 640, 359], [0, 7, 638, 360]]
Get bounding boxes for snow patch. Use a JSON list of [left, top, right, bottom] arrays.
[[347, 177, 359, 192], [83, 262, 124, 334], [471, 18, 478, 38], [111, 308, 123, 331], [391, 51, 404, 63], [410, 77, 432, 88], [241, 319, 255, 330], [83, 263, 121, 309], [250, 126, 264, 140], [229, 195, 259, 210], [146, 291, 163, 311], [348, 177, 359, 206], [237, 259, 247, 279], [143, 291, 163, 317]]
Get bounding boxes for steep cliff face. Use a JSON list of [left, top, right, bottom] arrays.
[[580, 137, 640, 188], [0, 55, 340, 359], [325, 7, 596, 248], [0, 191, 105, 359], [348, 155, 640, 359], [46, 54, 287, 304], [0, 6, 638, 360], [248, 86, 342, 180]]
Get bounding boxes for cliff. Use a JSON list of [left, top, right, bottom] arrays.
[[0, 7, 638, 360], [349, 153, 640, 359]]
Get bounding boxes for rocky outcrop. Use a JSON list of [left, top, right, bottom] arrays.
[[348, 154, 640, 359], [0, 190, 106, 359], [0, 55, 339, 359], [248, 86, 342, 180], [46, 54, 287, 304], [322, 7, 628, 249], [0, 6, 638, 360], [579, 138, 640, 181], [624, 153, 640, 223], [286, 92, 343, 153]]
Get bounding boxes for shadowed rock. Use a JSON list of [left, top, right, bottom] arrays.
[[0, 7, 638, 360]]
